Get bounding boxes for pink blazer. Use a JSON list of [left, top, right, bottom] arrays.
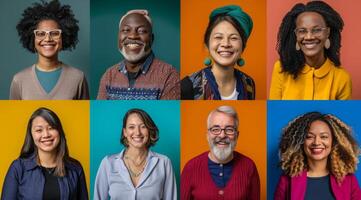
[[274, 171, 361, 200]]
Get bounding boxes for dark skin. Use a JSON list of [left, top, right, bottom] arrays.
[[118, 13, 154, 73], [295, 12, 330, 69]]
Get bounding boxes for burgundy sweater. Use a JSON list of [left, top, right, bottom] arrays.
[[181, 152, 260, 200]]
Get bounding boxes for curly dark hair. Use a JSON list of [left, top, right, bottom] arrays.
[[16, 0, 79, 53], [277, 1, 344, 78], [204, 15, 248, 51], [121, 108, 159, 148], [279, 111, 360, 183]]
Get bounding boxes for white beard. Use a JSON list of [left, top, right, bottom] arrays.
[[119, 45, 151, 63], [208, 137, 235, 162]]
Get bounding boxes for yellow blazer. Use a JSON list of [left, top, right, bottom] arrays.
[[269, 58, 352, 100]]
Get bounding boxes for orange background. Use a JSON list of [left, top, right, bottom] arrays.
[[181, 100, 267, 200], [181, 0, 267, 100], [267, 0, 361, 99]]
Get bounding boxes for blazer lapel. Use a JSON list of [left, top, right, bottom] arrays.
[[291, 171, 307, 200]]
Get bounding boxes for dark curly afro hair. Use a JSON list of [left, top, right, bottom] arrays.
[[16, 0, 79, 53]]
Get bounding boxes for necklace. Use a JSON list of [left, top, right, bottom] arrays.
[[124, 154, 147, 167], [123, 151, 148, 177], [126, 162, 145, 177]]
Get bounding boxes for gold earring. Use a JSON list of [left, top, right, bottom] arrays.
[[325, 38, 330, 49], [296, 42, 300, 51]]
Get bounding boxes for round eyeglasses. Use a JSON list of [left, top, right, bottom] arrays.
[[34, 29, 62, 40], [294, 27, 328, 38], [208, 126, 237, 136]]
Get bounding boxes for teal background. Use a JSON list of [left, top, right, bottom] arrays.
[[90, 0, 180, 99], [0, 0, 90, 99], [90, 100, 180, 199], [267, 100, 361, 198]]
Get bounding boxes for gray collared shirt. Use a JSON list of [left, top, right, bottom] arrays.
[[93, 150, 177, 200]]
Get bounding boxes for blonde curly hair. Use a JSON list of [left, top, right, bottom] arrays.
[[279, 112, 360, 183]]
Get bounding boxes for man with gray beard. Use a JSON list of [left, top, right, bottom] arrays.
[[181, 106, 260, 200], [97, 10, 180, 100]]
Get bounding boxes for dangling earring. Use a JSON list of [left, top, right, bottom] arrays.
[[325, 38, 330, 49], [204, 57, 212, 67], [296, 42, 301, 51], [237, 58, 245, 66]]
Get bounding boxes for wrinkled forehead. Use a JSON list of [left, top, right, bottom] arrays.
[[119, 13, 152, 30]]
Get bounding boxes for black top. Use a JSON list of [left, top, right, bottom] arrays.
[[304, 175, 335, 200], [41, 167, 60, 200]]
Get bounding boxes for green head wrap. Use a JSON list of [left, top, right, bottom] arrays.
[[210, 5, 253, 39]]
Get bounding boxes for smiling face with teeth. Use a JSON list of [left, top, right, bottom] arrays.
[[118, 13, 153, 64], [123, 113, 150, 150], [34, 19, 62, 61], [295, 12, 330, 66], [208, 21, 243, 68], [31, 116, 60, 155], [207, 111, 238, 163], [303, 120, 333, 164]]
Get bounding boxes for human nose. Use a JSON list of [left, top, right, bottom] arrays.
[[220, 38, 231, 47], [43, 32, 53, 41], [42, 129, 51, 137], [218, 129, 227, 138], [134, 126, 142, 135], [312, 136, 321, 145], [304, 30, 315, 39], [127, 29, 139, 39]]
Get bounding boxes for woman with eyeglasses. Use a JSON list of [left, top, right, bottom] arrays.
[[275, 112, 360, 200], [269, 1, 351, 100], [93, 108, 177, 200], [1, 107, 88, 199], [10, 0, 89, 100]]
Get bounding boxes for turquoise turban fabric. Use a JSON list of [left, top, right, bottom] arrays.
[[210, 5, 253, 39]]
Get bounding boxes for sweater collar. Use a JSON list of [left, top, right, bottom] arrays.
[[301, 58, 332, 78]]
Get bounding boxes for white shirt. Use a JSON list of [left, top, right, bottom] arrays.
[[221, 86, 239, 100]]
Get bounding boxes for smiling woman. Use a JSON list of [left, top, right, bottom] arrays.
[[93, 108, 177, 200], [181, 5, 255, 100], [274, 111, 361, 200], [1, 107, 88, 199], [269, 1, 351, 100], [10, 0, 89, 100]]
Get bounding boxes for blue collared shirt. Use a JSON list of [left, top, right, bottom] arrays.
[[208, 158, 233, 188], [118, 52, 154, 77], [93, 150, 177, 200], [1, 154, 88, 200]]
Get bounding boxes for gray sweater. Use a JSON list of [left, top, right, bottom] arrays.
[[9, 64, 89, 100]]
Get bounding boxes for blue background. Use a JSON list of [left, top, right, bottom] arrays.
[[267, 100, 361, 198], [90, 100, 180, 199]]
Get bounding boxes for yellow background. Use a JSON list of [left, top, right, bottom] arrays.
[[0, 100, 90, 195]]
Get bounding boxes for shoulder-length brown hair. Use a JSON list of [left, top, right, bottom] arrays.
[[120, 108, 159, 148]]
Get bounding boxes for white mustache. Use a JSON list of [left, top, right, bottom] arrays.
[[214, 137, 231, 145]]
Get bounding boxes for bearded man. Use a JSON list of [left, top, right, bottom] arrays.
[[181, 105, 260, 200], [97, 10, 180, 100]]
